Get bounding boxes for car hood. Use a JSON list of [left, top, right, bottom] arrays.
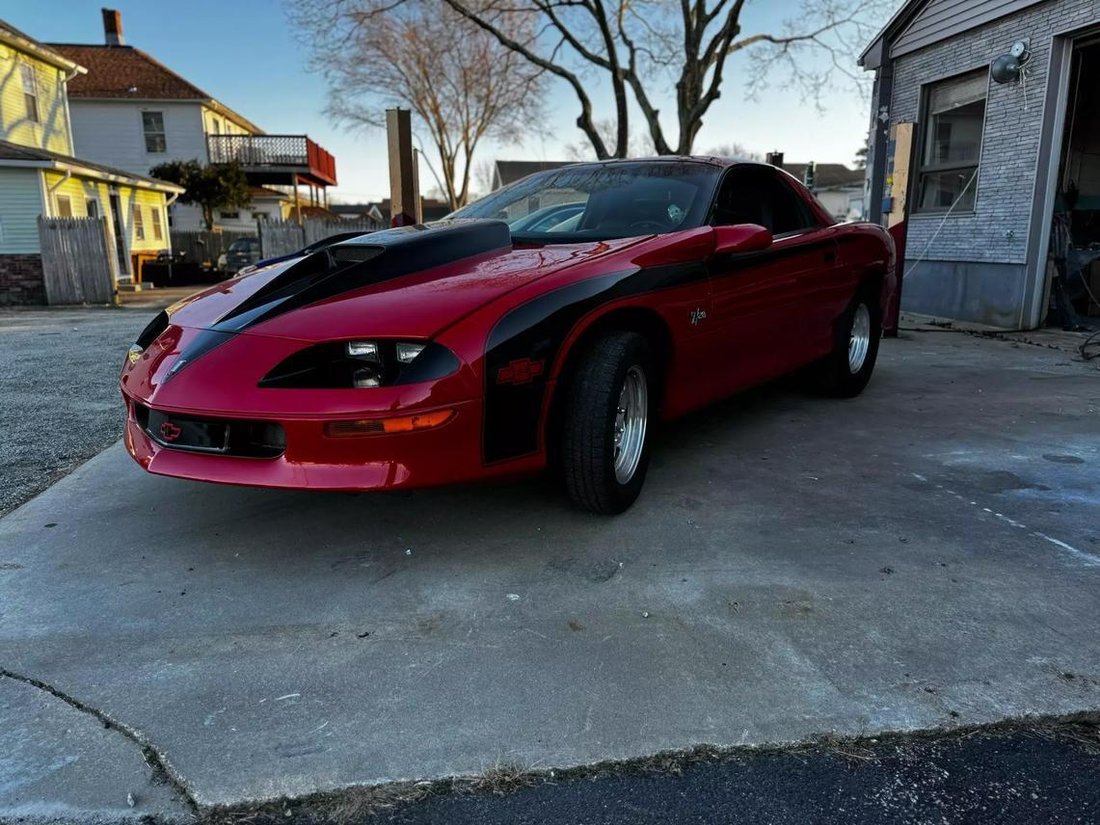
[[166, 220, 643, 342]]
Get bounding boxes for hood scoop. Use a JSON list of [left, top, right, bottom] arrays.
[[213, 219, 512, 334]]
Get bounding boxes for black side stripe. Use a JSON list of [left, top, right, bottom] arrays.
[[481, 232, 848, 463], [482, 261, 705, 464]]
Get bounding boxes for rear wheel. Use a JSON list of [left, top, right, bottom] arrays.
[[561, 332, 653, 514], [811, 287, 882, 397]]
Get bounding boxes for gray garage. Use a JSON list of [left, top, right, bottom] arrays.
[[862, 0, 1100, 330]]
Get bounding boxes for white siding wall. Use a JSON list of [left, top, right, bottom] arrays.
[[67, 100, 210, 177], [0, 167, 45, 254], [169, 202, 206, 232]]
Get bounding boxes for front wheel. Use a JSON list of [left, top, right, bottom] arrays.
[[811, 288, 882, 397], [561, 332, 653, 514]]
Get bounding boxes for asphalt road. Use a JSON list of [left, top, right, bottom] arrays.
[[342, 724, 1100, 825], [0, 308, 152, 516], [1, 318, 1099, 820]]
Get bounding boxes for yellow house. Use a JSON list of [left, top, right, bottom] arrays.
[[0, 18, 182, 304]]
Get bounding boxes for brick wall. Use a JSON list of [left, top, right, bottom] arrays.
[[892, 0, 1098, 266], [0, 254, 47, 305]]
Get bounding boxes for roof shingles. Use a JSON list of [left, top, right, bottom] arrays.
[[47, 43, 209, 100], [45, 42, 260, 133]]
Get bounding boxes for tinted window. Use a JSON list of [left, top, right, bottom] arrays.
[[451, 161, 722, 243], [712, 167, 817, 236]]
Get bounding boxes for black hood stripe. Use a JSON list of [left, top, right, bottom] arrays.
[[215, 220, 512, 333], [165, 220, 511, 380]]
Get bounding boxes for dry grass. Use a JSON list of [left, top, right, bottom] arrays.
[[323, 781, 436, 821], [466, 760, 540, 796]]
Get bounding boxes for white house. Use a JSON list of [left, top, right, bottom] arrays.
[[215, 187, 292, 232], [781, 163, 866, 222], [48, 9, 337, 232]]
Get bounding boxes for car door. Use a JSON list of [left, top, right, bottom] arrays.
[[706, 166, 837, 394]]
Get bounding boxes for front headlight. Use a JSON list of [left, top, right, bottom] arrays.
[[396, 342, 426, 363], [125, 310, 170, 364], [259, 340, 460, 389]]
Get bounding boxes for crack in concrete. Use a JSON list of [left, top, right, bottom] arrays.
[[0, 667, 200, 817]]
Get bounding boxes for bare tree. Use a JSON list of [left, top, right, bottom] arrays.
[[703, 143, 762, 161], [439, 0, 890, 159], [289, 0, 544, 210], [564, 119, 654, 160], [471, 159, 498, 198]]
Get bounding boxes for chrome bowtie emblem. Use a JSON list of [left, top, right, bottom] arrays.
[[690, 308, 707, 326], [165, 357, 188, 379]]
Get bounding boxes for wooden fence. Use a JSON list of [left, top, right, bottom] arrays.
[[168, 229, 255, 269], [258, 218, 382, 259], [168, 219, 382, 271], [38, 217, 118, 305]]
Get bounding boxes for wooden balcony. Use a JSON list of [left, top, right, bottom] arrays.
[[206, 134, 337, 187]]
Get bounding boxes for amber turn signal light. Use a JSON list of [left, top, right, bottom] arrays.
[[324, 409, 455, 438]]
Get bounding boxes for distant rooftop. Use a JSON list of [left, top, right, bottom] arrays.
[[493, 160, 573, 189], [781, 163, 864, 189]]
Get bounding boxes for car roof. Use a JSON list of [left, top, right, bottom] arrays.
[[516, 156, 807, 192], [548, 155, 745, 170]]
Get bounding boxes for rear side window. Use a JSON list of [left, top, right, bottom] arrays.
[[712, 167, 818, 236]]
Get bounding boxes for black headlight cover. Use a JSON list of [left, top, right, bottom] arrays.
[[259, 341, 460, 389]]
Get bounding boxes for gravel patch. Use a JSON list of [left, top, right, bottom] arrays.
[[0, 307, 158, 516]]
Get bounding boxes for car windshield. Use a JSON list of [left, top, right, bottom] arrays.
[[450, 161, 722, 243], [229, 239, 258, 253]]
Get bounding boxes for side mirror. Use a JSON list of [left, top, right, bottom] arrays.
[[713, 224, 772, 255]]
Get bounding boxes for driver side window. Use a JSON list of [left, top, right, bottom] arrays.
[[712, 168, 818, 236]]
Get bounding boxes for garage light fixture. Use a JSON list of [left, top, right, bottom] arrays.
[[991, 40, 1031, 84]]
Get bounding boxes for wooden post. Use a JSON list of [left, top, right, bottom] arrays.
[[293, 173, 302, 226], [387, 108, 420, 227]]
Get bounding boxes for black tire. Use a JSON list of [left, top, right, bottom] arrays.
[[811, 287, 882, 398], [561, 332, 653, 514]]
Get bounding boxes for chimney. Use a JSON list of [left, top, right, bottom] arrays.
[[102, 8, 124, 46]]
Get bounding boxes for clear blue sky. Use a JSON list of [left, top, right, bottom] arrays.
[[1, 0, 894, 202]]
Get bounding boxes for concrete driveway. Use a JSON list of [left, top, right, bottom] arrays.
[[1, 331, 1098, 820]]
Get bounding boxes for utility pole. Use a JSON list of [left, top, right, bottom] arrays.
[[386, 108, 421, 227]]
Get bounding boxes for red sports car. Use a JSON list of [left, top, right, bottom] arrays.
[[121, 158, 895, 514]]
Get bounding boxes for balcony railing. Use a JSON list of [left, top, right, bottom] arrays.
[[206, 134, 337, 186]]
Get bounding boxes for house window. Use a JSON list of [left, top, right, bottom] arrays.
[[151, 207, 164, 241], [142, 111, 167, 153], [133, 204, 146, 240], [86, 198, 99, 218], [220, 210, 240, 220], [916, 72, 987, 213], [56, 195, 73, 217], [21, 63, 39, 123]]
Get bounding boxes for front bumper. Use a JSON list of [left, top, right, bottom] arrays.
[[123, 396, 501, 491]]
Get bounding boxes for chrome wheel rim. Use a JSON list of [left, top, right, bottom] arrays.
[[848, 303, 871, 374], [613, 366, 648, 485]]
